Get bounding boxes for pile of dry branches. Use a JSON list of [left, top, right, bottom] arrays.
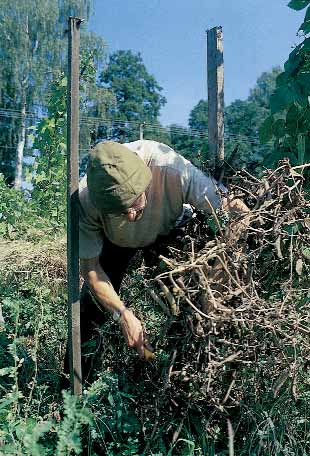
[[142, 161, 309, 416]]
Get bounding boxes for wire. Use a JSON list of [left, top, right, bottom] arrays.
[[0, 106, 265, 134], [0, 106, 273, 147]]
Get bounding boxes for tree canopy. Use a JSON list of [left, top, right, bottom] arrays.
[[168, 68, 281, 173], [0, 0, 106, 186], [100, 50, 166, 141]]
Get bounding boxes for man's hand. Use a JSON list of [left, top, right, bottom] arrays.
[[222, 197, 250, 218], [80, 257, 154, 359], [119, 309, 145, 358], [222, 197, 251, 239]]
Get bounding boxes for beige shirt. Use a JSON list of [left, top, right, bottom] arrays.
[[79, 140, 221, 259]]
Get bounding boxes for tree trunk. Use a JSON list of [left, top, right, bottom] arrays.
[[14, 100, 26, 189], [14, 14, 30, 190]]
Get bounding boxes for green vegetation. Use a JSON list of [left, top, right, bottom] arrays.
[[0, 182, 309, 454], [0, 0, 309, 454], [259, 0, 310, 173], [101, 50, 167, 143], [166, 68, 281, 173], [0, 0, 107, 187]]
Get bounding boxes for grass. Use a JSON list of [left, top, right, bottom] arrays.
[[0, 162, 309, 455]]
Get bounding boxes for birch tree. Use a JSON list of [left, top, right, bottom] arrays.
[[0, 0, 98, 187]]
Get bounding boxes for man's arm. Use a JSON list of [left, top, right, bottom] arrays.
[[176, 155, 250, 225], [80, 257, 145, 358]]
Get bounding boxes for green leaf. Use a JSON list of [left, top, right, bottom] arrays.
[[299, 20, 310, 33], [0, 391, 23, 412], [60, 76, 67, 87], [291, 80, 310, 107], [34, 173, 47, 184], [263, 148, 298, 168], [0, 367, 14, 376], [270, 86, 297, 113], [282, 135, 296, 150], [286, 103, 300, 135], [304, 3, 310, 18], [284, 50, 302, 76], [283, 222, 302, 234], [296, 73, 310, 94], [299, 8, 310, 33], [276, 72, 289, 87], [299, 106, 310, 132], [259, 115, 274, 143], [273, 119, 286, 138], [302, 247, 310, 260], [297, 133, 306, 164], [288, 0, 310, 11], [303, 37, 310, 48]]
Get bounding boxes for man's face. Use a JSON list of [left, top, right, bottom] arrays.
[[123, 192, 147, 222]]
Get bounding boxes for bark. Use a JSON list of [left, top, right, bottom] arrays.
[[0, 300, 5, 329], [14, 15, 30, 190], [14, 99, 26, 189]]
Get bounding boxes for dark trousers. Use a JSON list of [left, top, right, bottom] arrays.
[[80, 238, 139, 346], [64, 228, 185, 384], [79, 232, 179, 344]]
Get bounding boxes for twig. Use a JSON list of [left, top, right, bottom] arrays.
[[143, 404, 160, 455], [167, 349, 177, 383], [227, 419, 235, 456], [183, 295, 213, 320], [292, 163, 310, 170], [221, 374, 236, 405], [156, 278, 179, 315], [204, 193, 224, 236], [172, 411, 187, 444], [215, 351, 242, 367], [148, 288, 171, 316], [214, 255, 251, 298]]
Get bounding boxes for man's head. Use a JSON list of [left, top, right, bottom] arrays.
[[87, 141, 152, 217]]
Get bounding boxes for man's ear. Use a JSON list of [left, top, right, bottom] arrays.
[[126, 210, 137, 222]]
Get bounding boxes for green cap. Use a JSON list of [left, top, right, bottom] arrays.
[[87, 141, 152, 214]]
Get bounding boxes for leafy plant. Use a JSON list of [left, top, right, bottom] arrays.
[[259, 1, 310, 170], [26, 50, 110, 229], [0, 174, 37, 239], [27, 74, 67, 229]]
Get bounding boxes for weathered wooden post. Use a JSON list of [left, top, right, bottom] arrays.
[[207, 26, 225, 172], [139, 122, 146, 140], [139, 123, 143, 140], [67, 16, 82, 395]]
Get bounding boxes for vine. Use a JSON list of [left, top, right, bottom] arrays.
[[260, 0, 310, 172]]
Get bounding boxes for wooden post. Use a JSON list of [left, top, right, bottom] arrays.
[[67, 16, 82, 395], [139, 123, 143, 140], [207, 26, 225, 171], [139, 122, 145, 140]]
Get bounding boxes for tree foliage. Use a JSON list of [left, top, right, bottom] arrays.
[[168, 69, 280, 173], [0, 0, 60, 184], [189, 99, 208, 132], [248, 67, 282, 108], [0, 0, 106, 185], [259, 2, 310, 170], [100, 50, 167, 142]]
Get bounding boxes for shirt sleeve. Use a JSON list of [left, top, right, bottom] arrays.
[[79, 191, 104, 260], [178, 156, 222, 213]]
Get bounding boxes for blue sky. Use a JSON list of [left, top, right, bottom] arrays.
[[89, 0, 304, 126]]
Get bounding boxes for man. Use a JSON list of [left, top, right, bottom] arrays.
[[79, 139, 248, 362]]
